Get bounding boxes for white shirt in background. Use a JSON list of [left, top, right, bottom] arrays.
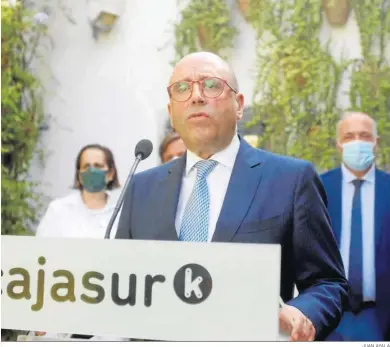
[[36, 189, 121, 239]]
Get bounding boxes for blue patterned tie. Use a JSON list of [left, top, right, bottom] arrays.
[[349, 179, 364, 311], [179, 160, 218, 242]]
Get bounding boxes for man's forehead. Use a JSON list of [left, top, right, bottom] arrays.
[[170, 61, 228, 83], [341, 115, 374, 131]]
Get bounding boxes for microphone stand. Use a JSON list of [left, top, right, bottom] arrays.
[[104, 155, 142, 239]]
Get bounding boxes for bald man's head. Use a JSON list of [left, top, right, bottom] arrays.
[[166, 51, 245, 159], [336, 111, 378, 142], [169, 52, 239, 91], [336, 111, 379, 174]]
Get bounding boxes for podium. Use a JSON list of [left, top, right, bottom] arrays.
[[17, 335, 87, 342], [2, 235, 284, 341]]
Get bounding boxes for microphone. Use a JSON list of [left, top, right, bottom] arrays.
[[104, 139, 153, 239]]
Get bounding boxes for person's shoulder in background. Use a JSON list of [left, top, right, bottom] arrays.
[[133, 157, 182, 183], [46, 190, 82, 210], [106, 187, 122, 207], [252, 146, 320, 181], [35, 191, 82, 237]]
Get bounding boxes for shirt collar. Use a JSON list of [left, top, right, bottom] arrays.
[[341, 163, 376, 184], [185, 134, 240, 176]]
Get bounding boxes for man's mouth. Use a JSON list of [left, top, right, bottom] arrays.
[[188, 112, 210, 119]]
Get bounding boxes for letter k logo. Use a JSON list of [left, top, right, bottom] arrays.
[[173, 263, 212, 304], [184, 268, 203, 299]]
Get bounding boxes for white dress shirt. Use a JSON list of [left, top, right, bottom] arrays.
[[340, 164, 376, 301], [36, 189, 121, 239], [175, 134, 240, 242]]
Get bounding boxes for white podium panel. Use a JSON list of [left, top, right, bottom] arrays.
[[2, 236, 281, 341]]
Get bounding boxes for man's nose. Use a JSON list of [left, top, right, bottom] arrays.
[[190, 83, 205, 104]]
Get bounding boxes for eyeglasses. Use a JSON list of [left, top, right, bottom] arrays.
[[167, 77, 237, 102]]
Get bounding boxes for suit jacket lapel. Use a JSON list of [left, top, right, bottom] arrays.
[[375, 169, 386, 251], [212, 140, 265, 243], [151, 156, 186, 241], [330, 168, 342, 245]]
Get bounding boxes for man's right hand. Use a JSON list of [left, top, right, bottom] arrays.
[[279, 304, 316, 341], [35, 331, 46, 336]]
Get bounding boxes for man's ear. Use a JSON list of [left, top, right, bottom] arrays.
[[336, 140, 343, 154], [236, 93, 244, 121], [374, 136, 380, 152]]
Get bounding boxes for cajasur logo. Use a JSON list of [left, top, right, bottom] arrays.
[[1, 257, 212, 310]]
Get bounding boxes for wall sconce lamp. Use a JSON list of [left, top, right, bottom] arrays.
[[88, 0, 126, 40], [91, 11, 118, 39]]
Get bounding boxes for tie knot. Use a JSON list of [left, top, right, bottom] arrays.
[[352, 179, 364, 189], [195, 160, 218, 179]]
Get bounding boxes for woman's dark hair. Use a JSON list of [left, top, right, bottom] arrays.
[[159, 131, 181, 162], [73, 144, 120, 190]]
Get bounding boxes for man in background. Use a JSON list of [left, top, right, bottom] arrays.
[[159, 131, 186, 163], [321, 111, 390, 341]]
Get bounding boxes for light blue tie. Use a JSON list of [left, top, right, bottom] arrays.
[[179, 160, 218, 242]]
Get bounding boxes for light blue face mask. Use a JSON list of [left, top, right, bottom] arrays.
[[342, 140, 375, 171]]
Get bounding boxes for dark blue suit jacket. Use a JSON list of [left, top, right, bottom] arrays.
[[320, 167, 390, 339], [116, 139, 349, 340]]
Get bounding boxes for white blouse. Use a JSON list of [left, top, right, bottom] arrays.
[[36, 189, 121, 239]]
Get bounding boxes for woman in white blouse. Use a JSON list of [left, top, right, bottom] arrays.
[[36, 144, 122, 239], [31, 143, 128, 341]]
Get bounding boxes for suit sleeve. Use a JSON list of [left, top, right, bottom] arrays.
[[115, 178, 135, 239], [288, 162, 350, 340]]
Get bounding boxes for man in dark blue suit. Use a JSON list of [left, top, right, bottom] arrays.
[[116, 52, 349, 341], [321, 112, 390, 341]]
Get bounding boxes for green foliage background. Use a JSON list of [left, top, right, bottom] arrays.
[[349, 0, 390, 169], [1, 1, 389, 232], [173, 0, 237, 63], [174, 0, 390, 172], [1, 1, 45, 237]]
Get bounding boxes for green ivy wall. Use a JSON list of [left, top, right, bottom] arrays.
[[174, 0, 390, 172]]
